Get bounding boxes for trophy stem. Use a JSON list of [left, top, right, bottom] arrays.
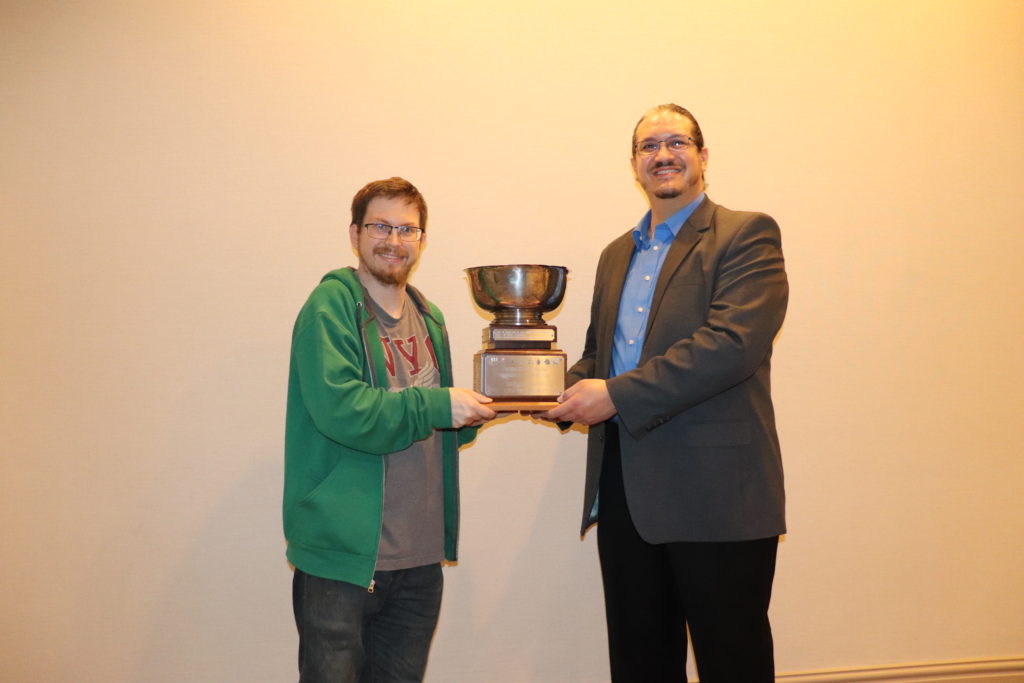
[[492, 309, 546, 325]]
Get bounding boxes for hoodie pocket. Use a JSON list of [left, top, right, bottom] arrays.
[[292, 455, 382, 555]]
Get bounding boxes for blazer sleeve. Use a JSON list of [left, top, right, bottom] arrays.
[[607, 212, 788, 435]]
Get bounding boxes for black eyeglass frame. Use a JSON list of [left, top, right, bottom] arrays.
[[362, 223, 425, 242]]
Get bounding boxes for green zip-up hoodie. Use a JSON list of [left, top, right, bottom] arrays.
[[283, 267, 476, 587]]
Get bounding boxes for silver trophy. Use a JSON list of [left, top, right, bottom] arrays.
[[465, 264, 568, 411]]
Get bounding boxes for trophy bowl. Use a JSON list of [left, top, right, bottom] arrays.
[[465, 264, 568, 325]]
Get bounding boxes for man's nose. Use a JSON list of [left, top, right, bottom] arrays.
[[385, 228, 403, 245], [654, 142, 675, 161]]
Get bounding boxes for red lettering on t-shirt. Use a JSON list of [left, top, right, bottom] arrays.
[[394, 336, 421, 375], [424, 335, 439, 370], [379, 336, 396, 377]]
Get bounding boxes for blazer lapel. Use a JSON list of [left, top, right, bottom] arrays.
[[597, 231, 635, 375], [646, 198, 714, 335]]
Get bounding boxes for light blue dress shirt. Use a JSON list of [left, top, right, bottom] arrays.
[[611, 193, 705, 379]]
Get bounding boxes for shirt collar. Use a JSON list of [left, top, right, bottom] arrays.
[[632, 192, 706, 249]]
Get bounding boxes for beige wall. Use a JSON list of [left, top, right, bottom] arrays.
[[2, 1, 1022, 680]]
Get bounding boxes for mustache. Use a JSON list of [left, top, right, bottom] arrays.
[[373, 245, 406, 258]]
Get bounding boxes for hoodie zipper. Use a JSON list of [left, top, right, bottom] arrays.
[[357, 299, 386, 594], [438, 319, 460, 563]]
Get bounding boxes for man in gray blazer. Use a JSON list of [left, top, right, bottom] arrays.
[[543, 104, 788, 682]]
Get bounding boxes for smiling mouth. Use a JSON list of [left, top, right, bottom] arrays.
[[374, 249, 406, 263]]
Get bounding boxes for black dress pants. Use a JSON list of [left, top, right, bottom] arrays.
[[597, 423, 778, 683]]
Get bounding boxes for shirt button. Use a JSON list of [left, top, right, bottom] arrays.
[[653, 245, 660, 251], [628, 339, 635, 345], [637, 307, 644, 313], [644, 275, 651, 281]]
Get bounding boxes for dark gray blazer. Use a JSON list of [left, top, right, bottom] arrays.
[[568, 196, 788, 542]]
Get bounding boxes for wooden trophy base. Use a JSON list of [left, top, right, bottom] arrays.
[[488, 399, 560, 413]]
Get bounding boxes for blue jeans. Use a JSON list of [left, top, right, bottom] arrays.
[[292, 564, 443, 683]]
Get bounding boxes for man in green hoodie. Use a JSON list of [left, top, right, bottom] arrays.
[[284, 177, 495, 682]]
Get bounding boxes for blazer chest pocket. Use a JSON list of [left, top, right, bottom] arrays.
[[683, 421, 752, 448], [646, 280, 707, 351], [663, 277, 705, 300]]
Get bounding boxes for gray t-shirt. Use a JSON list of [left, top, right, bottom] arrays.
[[366, 293, 445, 571]]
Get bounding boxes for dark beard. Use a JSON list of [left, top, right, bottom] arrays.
[[649, 162, 683, 200], [362, 246, 411, 287], [652, 172, 699, 200]]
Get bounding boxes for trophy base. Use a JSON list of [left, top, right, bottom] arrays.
[[489, 400, 560, 413], [473, 349, 566, 404]]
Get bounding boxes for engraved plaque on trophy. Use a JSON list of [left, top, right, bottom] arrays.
[[465, 264, 568, 412]]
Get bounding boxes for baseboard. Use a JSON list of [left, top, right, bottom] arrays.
[[777, 657, 1024, 682]]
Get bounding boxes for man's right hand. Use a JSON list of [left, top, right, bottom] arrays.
[[449, 388, 496, 428], [539, 379, 616, 426]]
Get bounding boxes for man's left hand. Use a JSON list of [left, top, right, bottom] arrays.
[[540, 379, 617, 425]]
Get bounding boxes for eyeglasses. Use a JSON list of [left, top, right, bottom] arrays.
[[634, 136, 696, 157], [362, 223, 425, 242]]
